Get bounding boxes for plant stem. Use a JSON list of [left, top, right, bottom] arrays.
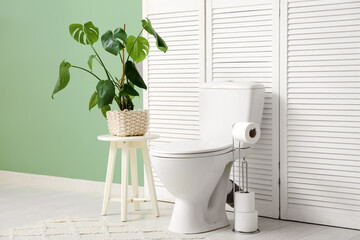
[[95, 56, 101, 65], [112, 80, 120, 88], [72, 64, 119, 88], [91, 46, 119, 88], [118, 52, 124, 81], [122, 24, 126, 87], [114, 95, 120, 103], [71, 65, 101, 81], [91, 45, 113, 81], [118, 24, 126, 111], [119, 53, 123, 67], [126, 27, 144, 63]]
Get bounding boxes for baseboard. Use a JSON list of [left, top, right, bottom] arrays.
[[286, 206, 360, 230], [0, 170, 144, 196]]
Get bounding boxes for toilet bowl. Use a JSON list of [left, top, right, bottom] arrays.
[[151, 141, 234, 233], [150, 81, 265, 234]]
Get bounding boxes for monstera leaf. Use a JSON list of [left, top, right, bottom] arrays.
[[52, 60, 71, 99], [101, 28, 127, 55], [126, 36, 149, 63], [101, 105, 111, 118], [125, 61, 147, 89], [87, 55, 96, 71], [89, 91, 98, 110], [96, 80, 115, 108], [141, 18, 168, 53], [69, 21, 99, 45], [120, 83, 139, 97]]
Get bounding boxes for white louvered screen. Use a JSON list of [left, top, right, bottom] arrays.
[[207, 0, 280, 218], [280, 0, 360, 229], [143, 0, 205, 201]]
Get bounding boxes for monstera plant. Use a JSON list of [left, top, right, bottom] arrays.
[[52, 18, 167, 116], [51, 19, 167, 137]]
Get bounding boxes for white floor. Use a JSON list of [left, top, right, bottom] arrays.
[[1, 180, 360, 240]]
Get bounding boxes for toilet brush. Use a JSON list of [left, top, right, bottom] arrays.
[[231, 122, 260, 234]]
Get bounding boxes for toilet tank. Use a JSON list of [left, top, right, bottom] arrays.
[[199, 81, 265, 146]]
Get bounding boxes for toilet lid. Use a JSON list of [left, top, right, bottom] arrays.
[[150, 140, 233, 158]]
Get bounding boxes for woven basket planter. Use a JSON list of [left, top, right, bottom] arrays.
[[106, 109, 149, 137]]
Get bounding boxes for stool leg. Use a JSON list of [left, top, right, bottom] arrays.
[[141, 141, 160, 217], [121, 145, 129, 221], [102, 141, 117, 216], [130, 147, 139, 211]]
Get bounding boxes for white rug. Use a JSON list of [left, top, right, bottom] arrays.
[[0, 216, 205, 240]]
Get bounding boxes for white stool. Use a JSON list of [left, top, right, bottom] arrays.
[[97, 134, 160, 221]]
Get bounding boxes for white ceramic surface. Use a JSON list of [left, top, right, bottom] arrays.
[[150, 81, 265, 233], [152, 149, 233, 233], [200, 81, 265, 149]]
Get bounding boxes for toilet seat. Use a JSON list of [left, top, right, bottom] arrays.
[[150, 140, 233, 158]]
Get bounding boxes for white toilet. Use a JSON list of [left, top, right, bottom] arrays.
[[150, 81, 265, 234]]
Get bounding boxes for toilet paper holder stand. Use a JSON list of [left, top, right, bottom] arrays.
[[232, 138, 260, 234]]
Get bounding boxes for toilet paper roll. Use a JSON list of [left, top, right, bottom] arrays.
[[234, 210, 258, 233], [232, 122, 260, 145], [234, 192, 255, 213]]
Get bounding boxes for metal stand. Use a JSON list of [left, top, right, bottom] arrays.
[[232, 139, 250, 194], [232, 229, 261, 234], [232, 139, 260, 234]]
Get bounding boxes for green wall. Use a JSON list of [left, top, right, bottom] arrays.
[[0, 0, 144, 185]]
